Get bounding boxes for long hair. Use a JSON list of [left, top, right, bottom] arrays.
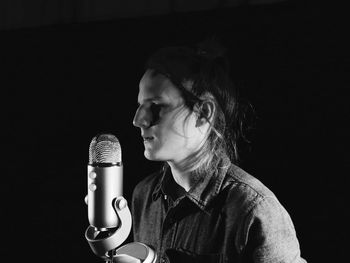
[[145, 39, 254, 176]]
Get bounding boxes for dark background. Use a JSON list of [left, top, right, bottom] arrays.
[[1, 2, 347, 263]]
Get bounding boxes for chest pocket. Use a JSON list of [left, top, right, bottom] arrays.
[[165, 248, 224, 263]]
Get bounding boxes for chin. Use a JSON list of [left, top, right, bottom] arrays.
[[144, 150, 157, 161], [144, 150, 166, 162]]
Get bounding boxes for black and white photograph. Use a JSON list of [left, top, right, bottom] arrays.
[[1, 1, 346, 263]]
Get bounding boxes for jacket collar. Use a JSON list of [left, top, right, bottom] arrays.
[[152, 156, 231, 211]]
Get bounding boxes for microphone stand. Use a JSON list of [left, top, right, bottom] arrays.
[[85, 196, 157, 263], [105, 250, 115, 263], [85, 196, 132, 262]]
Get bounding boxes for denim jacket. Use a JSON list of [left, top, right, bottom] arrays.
[[131, 160, 307, 263]]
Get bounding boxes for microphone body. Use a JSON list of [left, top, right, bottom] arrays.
[[87, 163, 123, 229]]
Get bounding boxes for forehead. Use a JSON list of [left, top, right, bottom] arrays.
[[138, 69, 182, 102]]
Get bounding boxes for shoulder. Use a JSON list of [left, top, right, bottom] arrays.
[[220, 164, 279, 214], [224, 164, 276, 199], [224, 166, 303, 261]]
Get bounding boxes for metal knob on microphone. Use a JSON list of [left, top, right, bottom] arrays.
[[84, 134, 156, 263]]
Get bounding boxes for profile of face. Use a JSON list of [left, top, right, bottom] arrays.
[[133, 69, 208, 166]]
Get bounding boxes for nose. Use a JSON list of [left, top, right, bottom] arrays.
[[133, 106, 151, 128]]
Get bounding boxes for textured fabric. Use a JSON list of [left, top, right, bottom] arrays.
[[131, 161, 307, 263]]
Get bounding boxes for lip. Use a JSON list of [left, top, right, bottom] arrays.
[[142, 136, 154, 142]]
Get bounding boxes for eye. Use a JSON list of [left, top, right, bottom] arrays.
[[150, 103, 163, 125], [150, 103, 162, 116]]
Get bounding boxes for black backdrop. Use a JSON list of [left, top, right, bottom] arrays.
[[1, 2, 347, 263]]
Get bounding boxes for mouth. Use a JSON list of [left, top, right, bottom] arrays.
[[143, 136, 154, 142]]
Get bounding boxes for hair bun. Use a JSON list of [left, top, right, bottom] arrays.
[[196, 38, 227, 60]]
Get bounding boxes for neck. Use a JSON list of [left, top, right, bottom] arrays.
[[167, 162, 195, 192]]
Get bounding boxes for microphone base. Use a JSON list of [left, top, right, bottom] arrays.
[[113, 242, 157, 263]]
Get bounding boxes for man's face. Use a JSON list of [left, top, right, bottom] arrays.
[[133, 69, 205, 165]]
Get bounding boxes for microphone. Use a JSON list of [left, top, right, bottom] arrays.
[[87, 133, 123, 231], [85, 133, 156, 263], [85, 133, 132, 260]]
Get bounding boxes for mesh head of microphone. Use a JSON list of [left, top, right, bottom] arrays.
[[89, 134, 121, 164]]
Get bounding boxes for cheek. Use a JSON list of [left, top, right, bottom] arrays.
[[154, 124, 184, 150], [155, 107, 196, 142], [165, 118, 197, 145]]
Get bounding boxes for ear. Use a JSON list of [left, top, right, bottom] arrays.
[[195, 99, 215, 127]]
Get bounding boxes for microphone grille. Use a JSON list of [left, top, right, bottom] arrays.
[[89, 133, 121, 164]]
